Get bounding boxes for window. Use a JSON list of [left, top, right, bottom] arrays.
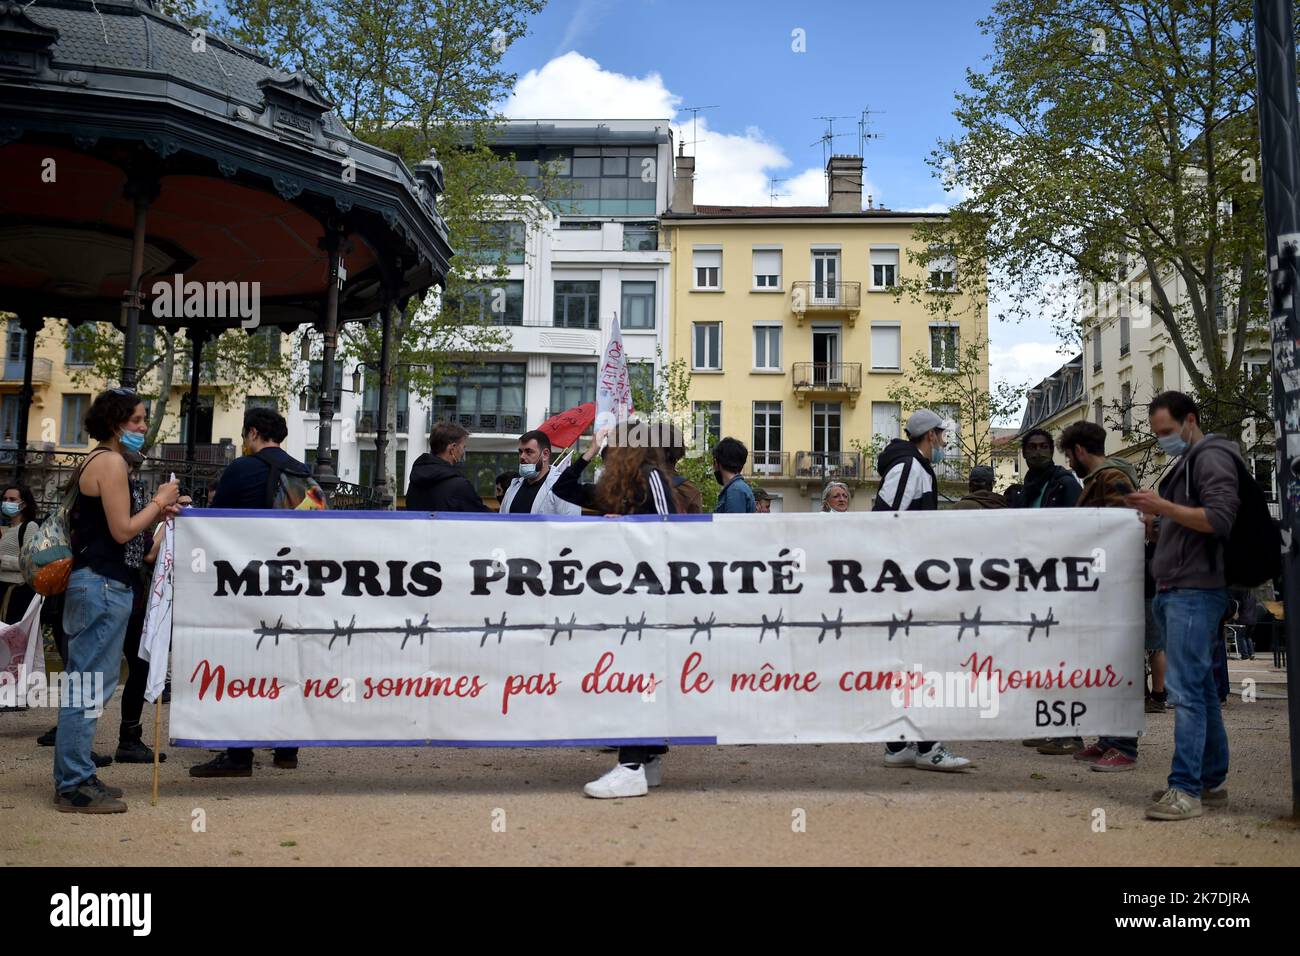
[[623, 222, 658, 252], [464, 451, 526, 497], [753, 325, 782, 370], [693, 322, 722, 370], [693, 401, 721, 450], [752, 401, 782, 473], [248, 327, 282, 367], [469, 221, 525, 264], [65, 325, 95, 366], [927, 250, 956, 290], [1120, 313, 1131, 357], [930, 325, 959, 371], [5, 320, 24, 363], [1093, 398, 1104, 426], [870, 324, 901, 371], [554, 280, 600, 330], [1152, 363, 1164, 394], [179, 394, 214, 444], [693, 249, 722, 290], [550, 363, 597, 415], [871, 402, 900, 445], [870, 248, 899, 289], [1092, 327, 1103, 372], [812, 250, 839, 301], [434, 362, 527, 432], [1253, 456, 1276, 502], [629, 362, 655, 408], [0, 394, 19, 444], [752, 249, 782, 289], [395, 449, 407, 498], [621, 280, 656, 329], [245, 396, 278, 413], [937, 403, 961, 459], [501, 144, 658, 216], [1121, 381, 1132, 434], [360, 368, 411, 431], [307, 360, 344, 412], [812, 402, 842, 456], [61, 393, 89, 446], [359, 450, 379, 487], [459, 281, 525, 326]]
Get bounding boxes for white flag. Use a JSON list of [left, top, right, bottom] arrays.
[[0, 593, 44, 707], [140, 519, 174, 704], [595, 315, 634, 432]]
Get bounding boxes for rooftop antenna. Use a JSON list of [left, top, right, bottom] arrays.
[[680, 104, 720, 156], [810, 115, 853, 170], [857, 106, 883, 158], [768, 177, 787, 205]]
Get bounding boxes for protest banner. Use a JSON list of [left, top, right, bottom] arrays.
[[168, 508, 1145, 747]]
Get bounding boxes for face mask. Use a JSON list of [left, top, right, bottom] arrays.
[[1024, 451, 1053, 471], [1, 502, 20, 518], [120, 429, 145, 453], [1158, 428, 1189, 458], [518, 463, 538, 478], [930, 445, 945, 465]]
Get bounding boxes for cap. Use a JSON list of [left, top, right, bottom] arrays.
[[969, 465, 996, 484], [904, 408, 943, 438]]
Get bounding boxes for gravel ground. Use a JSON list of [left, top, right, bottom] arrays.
[[2, 665, 1298, 866]]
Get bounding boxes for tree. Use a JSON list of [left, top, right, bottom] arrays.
[[885, 334, 1025, 478], [60, 323, 294, 450], [915, 0, 1288, 439], [220, 0, 550, 499]]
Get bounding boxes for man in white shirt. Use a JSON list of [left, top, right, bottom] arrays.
[[499, 430, 581, 516]]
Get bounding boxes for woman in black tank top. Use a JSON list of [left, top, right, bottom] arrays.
[[53, 389, 181, 813]]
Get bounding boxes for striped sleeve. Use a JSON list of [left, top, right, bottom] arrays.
[[647, 468, 674, 515]]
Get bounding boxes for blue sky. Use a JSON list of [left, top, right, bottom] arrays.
[[498, 0, 1075, 418]]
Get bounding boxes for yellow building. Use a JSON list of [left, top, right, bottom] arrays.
[[660, 153, 988, 511], [1, 315, 280, 461]]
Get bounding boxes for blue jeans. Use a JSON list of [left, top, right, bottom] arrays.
[[53, 566, 134, 793], [1155, 587, 1230, 797]]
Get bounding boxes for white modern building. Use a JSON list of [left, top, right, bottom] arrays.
[[284, 118, 675, 504]]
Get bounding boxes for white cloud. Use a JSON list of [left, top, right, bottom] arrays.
[[504, 53, 882, 209], [988, 339, 1077, 424]]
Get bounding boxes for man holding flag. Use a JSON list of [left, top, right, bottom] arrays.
[[498, 430, 580, 516]]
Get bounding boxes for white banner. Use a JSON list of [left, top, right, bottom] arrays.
[[0, 592, 44, 707], [169, 508, 1145, 747], [594, 315, 632, 432], [140, 519, 175, 704]]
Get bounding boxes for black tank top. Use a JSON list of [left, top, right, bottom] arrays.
[[70, 453, 133, 586]]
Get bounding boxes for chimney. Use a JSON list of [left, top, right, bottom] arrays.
[[827, 154, 862, 212], [672, 144, 695, 214]]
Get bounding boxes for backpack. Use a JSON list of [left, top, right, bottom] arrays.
[[1185, 441, 1281, 588], [256, 449, 328, 511], [20, 448, 111, 596]]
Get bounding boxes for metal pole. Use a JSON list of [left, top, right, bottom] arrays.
[[15, 312, 42, 483], [121, 183, 153, 390], [185, 331, 205, 463], [1253, 0, 1300, 819], [375, 293, 395, 508], [313, 228, 343, 489]]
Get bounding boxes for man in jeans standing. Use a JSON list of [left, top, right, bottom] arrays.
[[1126, 391, 1240, 821]]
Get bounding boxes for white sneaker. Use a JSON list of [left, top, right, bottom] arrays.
[[644, 755, 663, 788], [583, 763, 649, 798], [913, 744, 972, 772], [883, 743, 917, 768]]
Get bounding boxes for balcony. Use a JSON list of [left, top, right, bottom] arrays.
[[793, 451, 863, 483], [791, 362, 862, 406], [430, 408, 525, 435], [356, 409, 410, 435], [790, 281, 861, 325], [746, 450, 788, 478], [155, 441, 236, 465], [1, 357, 52, 384]]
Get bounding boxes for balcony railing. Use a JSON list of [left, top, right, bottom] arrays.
[[430, 408, 526, 435], [356, 409, 410, 434], [155, 442, 236, 465], [790, 281, 862, 313], [746, 450, 789, 478], [1, 357, 52, 384], [793, 451, 863, 481], [791, 362, 863, 394]]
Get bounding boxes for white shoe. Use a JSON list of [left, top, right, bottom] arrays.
[[583, 763, 649, 798], [644, 755, 663, 788], [913, 744, 972, 772], [883, 743, 917, 768]]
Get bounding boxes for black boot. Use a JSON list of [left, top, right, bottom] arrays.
[[114, 721, 165, 764], [36, 724, 57, 746]]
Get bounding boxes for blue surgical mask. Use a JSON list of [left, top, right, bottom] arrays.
[[930, 445, 946, 465], [120, 429, 146, 453], [518, 463, 538, 478], [1, 502, 20, 518], [1158, 431, 1188, 458]]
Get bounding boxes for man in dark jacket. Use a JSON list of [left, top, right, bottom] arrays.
[[1005, 428, 1082, 510], [873, 408, 945, 512], [405, 423, 489, 512], [191, 407, 307, 779], [953, 465, 1006, 509]]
